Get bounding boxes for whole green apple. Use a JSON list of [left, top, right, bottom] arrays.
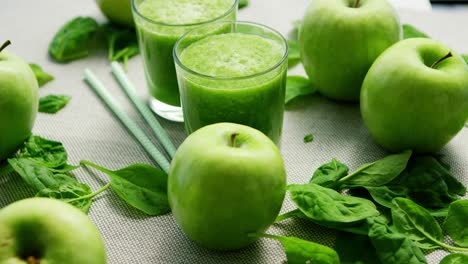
[[0, 198, 106, 264], [0, 41, 38, 161], [361, 38, 468, 153], [168, 123, 287, 250], [299, 0, 401, 101], [96, 0, 134, 28]]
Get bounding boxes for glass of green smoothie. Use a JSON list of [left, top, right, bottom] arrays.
[[132, 0, 238, 122], [174, 21, 288, 144]]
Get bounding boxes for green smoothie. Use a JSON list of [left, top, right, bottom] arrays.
[[177, 33, 287, 144], [133, 0, 237, 107]]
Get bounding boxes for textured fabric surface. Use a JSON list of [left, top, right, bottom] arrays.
[[1, 0, 467, 263]]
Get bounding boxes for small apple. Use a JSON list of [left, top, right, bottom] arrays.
[[0, 40, 38, 161], [0, 198, 106, 263], [96, 0, 134, 28], [168, 123, 287, 250], [361, 38, 468, 153], [299, 0, 401, 101]]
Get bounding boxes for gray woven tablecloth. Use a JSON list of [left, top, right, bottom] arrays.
[[1, 0, 467, 263]]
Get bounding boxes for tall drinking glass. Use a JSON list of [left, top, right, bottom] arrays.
[[132, 0, 238, 122], [174, 21, 288, 144]]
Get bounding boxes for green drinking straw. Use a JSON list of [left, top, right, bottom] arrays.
[[110, 62, 177, 159], [84, 69, 171, 173]]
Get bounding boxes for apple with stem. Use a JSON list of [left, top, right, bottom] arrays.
[[96, 0, 134, 28], [299, 0, 401, 101], [0, 198, 106, 264], [0, 40, 38, 161], [361, 38, 468, 153], [168, 123, 287, 250]]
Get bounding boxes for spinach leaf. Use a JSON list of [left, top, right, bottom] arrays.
[[309, 158, 349, 188], [285, 76, 316, 104], [29, 63, 54, 87], [391, 198, 443, 249], [366, 185, 409, 209], [102, 24, 139, 70], [39, 95, 71, 114], [81, 160, 170, 216], [367, 216, 427, 264], [35, 174, 94, 213], [303, 134, 314, 143], [440, 253, 468, 264], [238, 0, 249, 9], [7, 158, 96, 213], [288, 183, 380, 224], [403, 24, 429, 39], [287, 40, 301, 68], [463, 55, 468, 64], [337, 150, 412, 188], [443, 200, 468, 247], [17, 135, 69, 169], [334, 232, 381, 264], [49, 17, 99, 62], [253, 233, 340, 264], [391, 156, 466, 209]]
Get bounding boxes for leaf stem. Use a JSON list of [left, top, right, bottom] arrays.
[[248, 232, 279, 240], [80, 159, 113, 175], [67, 182, 111, 203], [275, 209, 302, 222], [422, 232, 468, 252], [0, 40, 11, 53], [431, 52, 452, 69]]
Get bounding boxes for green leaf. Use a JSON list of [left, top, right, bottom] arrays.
[[287, 40, 301, 68], [81, 160, 170, 216], [303, 134, 314, 143], [285, 76, 316, 104], [403, 24, 429, 39], [443, 200, 468, 247], [391, 198, 443, 249], [255, 233, 340, 264], [338, 150, 412, 188], [39, 95, 71, 114], [440, 253, 468, 264], [102, 24, 139, 70], [35, 174, 94, 213], [367, 216, 427, 264], [366, 185, 409, 209], [238, 0, 249, 9], [7, 158, 94, 213], [18, 135, 69, 169], [309, 158, 349, 188], [288, 183, 380, 224], [335, 232, 382, 264], [391, 156, 466, 209], [49, 17, 99, 62], [29, 63, 54, 87]]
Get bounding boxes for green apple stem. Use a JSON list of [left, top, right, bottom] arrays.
[[431, 52, 453, 69], [26, 256, 40, 264], [353, 0, 360, 8], [230, 132, 240, 147], [0, 40, 11, 53]]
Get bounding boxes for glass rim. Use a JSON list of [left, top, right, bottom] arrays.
[[132, 0, 239, 27], [173, 21, 289, 81]]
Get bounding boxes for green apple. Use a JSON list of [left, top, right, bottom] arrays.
[[168, 123, 286, 250], [361, 38, 468, 153], [96, 0, 134, 28], [0, 198, 106, 264], [299, 0, 401, 101], [0, 41, 38, 161]]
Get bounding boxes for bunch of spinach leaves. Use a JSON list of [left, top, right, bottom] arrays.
[[276, 150, 467, 263], [4, 135, 169, 216]]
